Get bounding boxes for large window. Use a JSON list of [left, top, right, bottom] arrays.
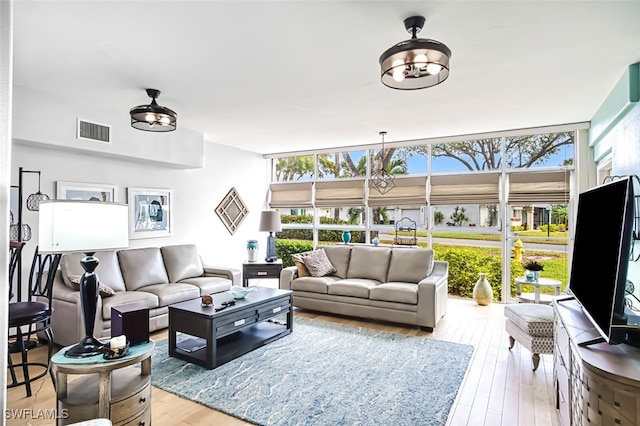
[[431, 138, 502, 173], [504, 132, 574, 169], [269, 127, 577, 303], [272, 155, 315, 182], [317, 150, 366, 179]]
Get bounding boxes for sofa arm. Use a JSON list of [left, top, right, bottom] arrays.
[[416, 260, 449, 330], [279, 266, 298, 290], [203, 265, 241, 287]]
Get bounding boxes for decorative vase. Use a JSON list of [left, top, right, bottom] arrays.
[[473, 273, 493, 306], [372, 237, 380, 246], [525, 270, 540, 282], [342, 231, 351, 244], [247, 240, 258, 262]]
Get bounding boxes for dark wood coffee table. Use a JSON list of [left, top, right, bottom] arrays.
[[168, 287, 293, 369]]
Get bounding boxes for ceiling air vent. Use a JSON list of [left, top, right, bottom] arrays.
[[76, 118, 111, 144]]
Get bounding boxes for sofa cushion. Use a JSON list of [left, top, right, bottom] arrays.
[[101, 291, 159, 321], [291, 253, 311, 277], [179, 276, 232, 295], [370, 282, 418, 304], [60, 251, 127, 292], [118, 247, 170, 291], [328, 279, 377, 298], [303, 249, 337, 277], [69, 275, 116, 297], [161, 244, 204, 282], [136, 283, 200, 307], [321, 245, 352, 279], [291, 276, 338, 294], [386, 248, 435, 284], [347, 246, 391, 282]]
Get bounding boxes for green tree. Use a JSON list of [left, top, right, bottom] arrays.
[[434, 210, 444, 225], [450, 206, 469, 226], [551, 204, 568, 225], [274, 156, 314, 181]]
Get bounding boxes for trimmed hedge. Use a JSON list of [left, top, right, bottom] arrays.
[[275, 240, 314, 267], [278, 214, 363, 243]]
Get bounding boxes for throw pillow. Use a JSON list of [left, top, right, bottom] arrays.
[[303, 249, 337, 277], [291, 253, 311, 277], [69, 275, 116, 297]]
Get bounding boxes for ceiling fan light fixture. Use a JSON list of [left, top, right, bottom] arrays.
[[130, 88, 177, 132], [379, 15, 452, 90]]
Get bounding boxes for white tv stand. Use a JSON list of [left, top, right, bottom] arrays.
[[554, 298, 640, 426]]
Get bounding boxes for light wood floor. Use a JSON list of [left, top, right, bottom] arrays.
[[5, 297, 560, 426]]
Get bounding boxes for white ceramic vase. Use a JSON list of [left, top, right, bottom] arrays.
[[473, 273, 493, 306]]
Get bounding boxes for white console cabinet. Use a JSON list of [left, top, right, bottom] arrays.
[[554, 299, 640, 426]]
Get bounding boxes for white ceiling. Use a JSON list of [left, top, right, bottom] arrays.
[[12, 1, 640, 155]]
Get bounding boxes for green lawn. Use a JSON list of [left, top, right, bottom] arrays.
[[394, 230, 568, 245]]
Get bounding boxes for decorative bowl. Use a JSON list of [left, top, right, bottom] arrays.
[[230, 286, 256, 299], [102, 341, 130, 360]]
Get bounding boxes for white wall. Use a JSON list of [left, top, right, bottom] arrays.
[[1, 0, 13, 411], [10, 139, 269, 290]]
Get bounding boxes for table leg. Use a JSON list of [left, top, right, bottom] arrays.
[[169, 316, 176, 357], [141, 355, 151, 376], [535, 285, 541, 304], [55, 371, 67, 426], [98, 371, 110, 418]]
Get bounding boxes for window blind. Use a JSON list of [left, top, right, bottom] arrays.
[[315, 179, 365, 207], [368, 176, 427, 207], [430, 173, 501, 206], [508, 170, 571, 204], [268, 182, 313, 208]]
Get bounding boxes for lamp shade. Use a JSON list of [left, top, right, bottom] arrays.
[[259, 211, 281, 233], [38, 200, 129, 253]]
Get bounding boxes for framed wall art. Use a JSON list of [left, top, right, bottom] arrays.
[[57, 181, 117, 202], [127, 187, 172, 239]]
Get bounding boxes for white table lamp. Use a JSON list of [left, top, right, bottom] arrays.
[[39, 200, 129, 357]]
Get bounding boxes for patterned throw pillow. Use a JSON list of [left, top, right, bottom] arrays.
[[303, 249, 337, 277], [69, 275, 116, 297], [291, 253, 311, 277]]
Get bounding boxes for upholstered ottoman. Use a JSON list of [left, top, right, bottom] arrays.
[[504, 303, 554, 371]]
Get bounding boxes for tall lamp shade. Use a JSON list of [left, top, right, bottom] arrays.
[[259, 211, 281, 262], [39, 200, 129, 357]]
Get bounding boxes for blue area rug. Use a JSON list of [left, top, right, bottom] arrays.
[[151, 317, 474, 426]]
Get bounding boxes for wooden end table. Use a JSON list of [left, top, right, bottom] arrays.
[[242, 259, 283, 287]]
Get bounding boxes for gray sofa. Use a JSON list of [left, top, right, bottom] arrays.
[[280, 245, 448, 331], [49, 244, 240, 346]]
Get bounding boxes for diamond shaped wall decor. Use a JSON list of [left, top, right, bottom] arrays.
[[215, 187, 249, 235]]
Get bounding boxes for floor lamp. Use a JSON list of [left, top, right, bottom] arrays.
[[38, 200, 129, 358], [11, 167, 51, 301]]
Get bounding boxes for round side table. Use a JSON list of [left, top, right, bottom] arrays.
[[51, 340, 154, 425], [515, 276, 562, 304]]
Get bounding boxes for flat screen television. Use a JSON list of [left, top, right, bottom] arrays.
[[568, 176, 635, 346]]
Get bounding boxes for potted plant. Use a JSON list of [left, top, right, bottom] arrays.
[[523, 260, 544, 281]]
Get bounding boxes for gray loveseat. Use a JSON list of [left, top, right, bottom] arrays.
[[49, 244, 240, 346], [280, 245, 448, 331]]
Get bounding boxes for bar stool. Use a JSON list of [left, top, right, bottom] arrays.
[[7, 247, 61, 397]]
